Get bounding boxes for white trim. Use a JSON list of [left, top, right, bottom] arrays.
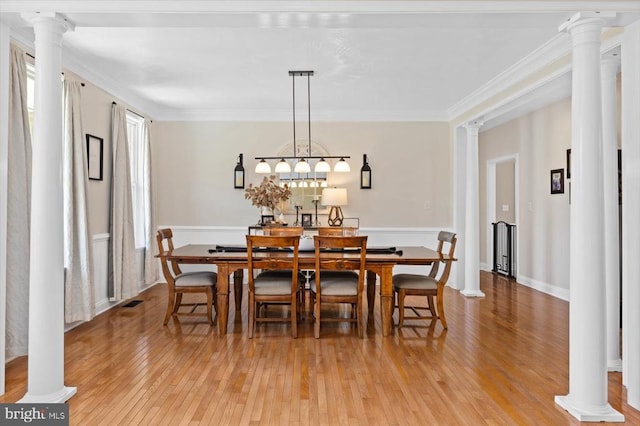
[[518, 274, 569, 302], [448, 33, 571, 121], [2, 1, 638, 14], [152, 108, 448, 122]]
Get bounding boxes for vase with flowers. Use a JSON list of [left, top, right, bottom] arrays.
[[244, 175, 292, 224]]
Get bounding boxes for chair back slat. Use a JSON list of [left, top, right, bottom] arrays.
[[317, 227, 359, 236], [157, 228, 181, 279], [265, 226, 304, 236]]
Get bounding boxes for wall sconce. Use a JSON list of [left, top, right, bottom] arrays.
[[234, 153, 245, 189], [360, 154, 371, 189]]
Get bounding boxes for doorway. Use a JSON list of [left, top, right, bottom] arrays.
[[486, 155, 519, 276]]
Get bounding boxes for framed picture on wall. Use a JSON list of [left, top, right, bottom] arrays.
[[260, 215, 274, 225], [301, 213, 313, 228], [550, 169, 564, 194], [86, 134, 104, 181]]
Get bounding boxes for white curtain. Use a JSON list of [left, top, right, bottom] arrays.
[[6, 45, 31, 359], [108, 104, 137, 300], [63, 77, 95, 322], [142, 119, 158, 285]]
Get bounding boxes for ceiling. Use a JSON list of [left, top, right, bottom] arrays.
[[2, 1, 639, 123]]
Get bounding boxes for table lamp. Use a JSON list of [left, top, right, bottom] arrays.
[[322, 188, 348, 226]]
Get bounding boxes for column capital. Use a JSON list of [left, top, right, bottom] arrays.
[[464, 119, 484, 130], [21, 12, 75, 33], [559, 11, 615, 34], [601, 55, 621, 76]]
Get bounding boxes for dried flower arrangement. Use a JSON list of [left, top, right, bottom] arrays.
[[244, 175, 292, 212]]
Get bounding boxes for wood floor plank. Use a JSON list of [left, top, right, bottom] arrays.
[[2, 271, 639, 425]]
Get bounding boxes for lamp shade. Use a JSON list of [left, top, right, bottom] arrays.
[[294, 158, 311, 173], [322, 188, 348, 206], [275, 158, 291, 173], [333, 158, 351, 172], [314, 158, 331, 173], [255, 159, 271, 173]]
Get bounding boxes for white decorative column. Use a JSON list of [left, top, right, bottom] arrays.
[[601, 55, 622, 372], [621, 18, 640, 410], [461, 120, 485, 298], [19, 12, 76, 403], [555, 11, 623, 422], [452, 126, 467, 290]]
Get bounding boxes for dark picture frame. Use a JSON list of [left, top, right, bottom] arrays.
[[260, 215, 274, 225], [566, 149, 571, 180], [86, 134, 104, 181], [301, 213, 313, 228], [551, 169, 564, 194]]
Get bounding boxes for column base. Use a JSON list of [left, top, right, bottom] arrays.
[[607, 359, 623, 372], [461, 289, 485, 298], [18, 386, 77, 403], [555, 395, 624, 422]]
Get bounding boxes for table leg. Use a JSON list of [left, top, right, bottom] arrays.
[[366, 270, 377, 314], [233, 269, 243, 311], [379, 265, 394, 337], [216, 264, 230, 334]]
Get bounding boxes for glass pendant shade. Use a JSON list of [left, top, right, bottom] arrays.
[[314, 158, 331, 173], [333, 158, 351, 172], [255, 159, 271, 173], [294, 158, 311, 173], [275, 158, 291, 173]]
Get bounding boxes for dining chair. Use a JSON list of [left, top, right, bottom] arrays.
[[317, 226, 359, 236], [257, 226, 307, 307], [310, 235, 368, 338], [246, 234, 301, 338], [156, 228, 217, 326], [316, 227, 359, 281], [263, 226, 304, 236], [392, 231, 457, 329]]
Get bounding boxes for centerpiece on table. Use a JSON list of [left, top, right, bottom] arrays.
[[244, 175, 292, 224]]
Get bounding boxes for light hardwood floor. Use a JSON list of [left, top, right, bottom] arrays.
[[2, 271, 638, 425]]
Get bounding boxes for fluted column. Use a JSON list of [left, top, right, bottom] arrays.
[[555, 11, 624, 422], [461, 120, 485, 298], [18, 12, 76, 403], [601, 56, 622, 372]]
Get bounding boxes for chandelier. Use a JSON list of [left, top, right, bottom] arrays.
[[254, 70, 350, 174]]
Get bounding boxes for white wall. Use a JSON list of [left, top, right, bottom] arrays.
[[479, 97, 572, 299], [152, 121, 453, 229]]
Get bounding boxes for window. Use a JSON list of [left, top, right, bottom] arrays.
[[126, 112, 146, 248]]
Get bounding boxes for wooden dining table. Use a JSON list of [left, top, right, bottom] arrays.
[[163, 244, 452, 336]]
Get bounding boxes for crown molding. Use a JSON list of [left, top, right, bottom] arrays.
[[447, 32, 571, 122], [2, 1, 639, 14], [62, 50, 160, 118], [152, 108, 448, 122]]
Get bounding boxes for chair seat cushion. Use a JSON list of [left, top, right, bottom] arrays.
[[257, 270, 305, 283], [311, 273, 358, 296], [175, 271, 217, 288], [254, 274, 297, 295], [393, 274, 437, 290]]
